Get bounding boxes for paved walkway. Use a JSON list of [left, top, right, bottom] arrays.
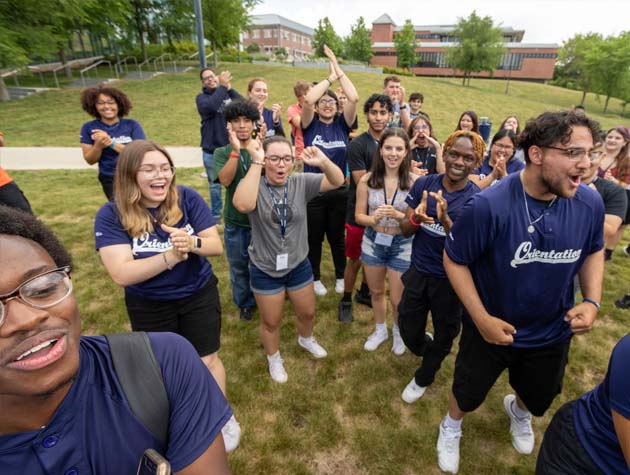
[[0, 147, 202, 170]]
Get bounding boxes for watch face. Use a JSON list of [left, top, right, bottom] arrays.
[[196, 237, 202, 249]]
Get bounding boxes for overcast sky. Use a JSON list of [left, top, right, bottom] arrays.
[[251, 0, 628, 45]]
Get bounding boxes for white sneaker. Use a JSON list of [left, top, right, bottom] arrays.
[[401, 377, 427, 403], [313, 280, 328, 296], [364, 327, 388, 351], [267, 353, 288, 383], [503, 394, 534, 454], [392, 326, 406, 356], [335, 278, 344, 294], [298, 336, 328, 359], [221, 414, 241, 453], [437, 421, 462, 474]]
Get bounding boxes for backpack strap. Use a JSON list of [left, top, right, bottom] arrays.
[[106, 332, 169, 446]]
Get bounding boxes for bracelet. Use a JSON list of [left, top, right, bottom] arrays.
[[583, 298, 600, 311], [162, 252, 173, 270], [251, 160, 265, 166], [108, 142, 116, 150], [409, 213, 422, 227], [229, 151, 240, 158], [325, 78, 332, 86]]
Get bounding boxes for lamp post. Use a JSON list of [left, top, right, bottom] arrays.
[[193, 0, 206, 69]]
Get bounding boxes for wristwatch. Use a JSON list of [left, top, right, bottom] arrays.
[[194, 237, 202, 249]]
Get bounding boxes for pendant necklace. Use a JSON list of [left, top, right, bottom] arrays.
[[521, 177, 557, 234]]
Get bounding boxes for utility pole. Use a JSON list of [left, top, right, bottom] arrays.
[[193, 0, 206, 69]]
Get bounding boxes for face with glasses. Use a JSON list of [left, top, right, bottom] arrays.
[[412, 119, 432, 147], [264, 142, 294, 185], [0, 235, 80, 398], [490, 136, 516, 163], [136, 150, 175, 208], [200, 70, 218, 89], [315, 94, 338, 121], [95, 94, 119, 121]]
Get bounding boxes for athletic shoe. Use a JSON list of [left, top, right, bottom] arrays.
[[503, 394, 534, 454], [335, 278, 344, 294], [624, 245, 630, 256], [338, 300, 353, 323], [200, 171, 208, 178], [401, 377, 427, 403], [354, 287, 372, 307], [615, 294, 630, 309], [392, 326, 406, 356], [221, 414, 241, 453], [267, 353, 288, 383], [437, 421, 462, 474], [240, 307, 254, 321], [298, 336, 328, 358], [313, 280, 328, 296], [364, 327, 388, 351]]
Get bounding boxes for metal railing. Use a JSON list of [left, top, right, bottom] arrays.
[[115, 56, 140, 78], [79, 60, 118, 87], [138, 57, 157, 75]]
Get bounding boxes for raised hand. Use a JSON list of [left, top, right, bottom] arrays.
[[301, 146, 327, 168], [410, 131, 420, 150], [493, 157, 507, 179], [226, 123, 240, 153], [271, 103, 282, 123], [246, 135, 265, 162], [429, 190, 451, 229], [412, 190, 434, 225], [218, 71, 232, 88]]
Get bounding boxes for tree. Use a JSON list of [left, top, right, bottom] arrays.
[[201, 0, 259, 67], [275, 47, 287, 60], [246, 42, 260, 54], [553, 33, 602, 105], [446, 11, 505, 86], [312, 17, 342, 58], [393, 19, 416, 70], [344, 16, 372, 63], [585, 32, 630, 113]]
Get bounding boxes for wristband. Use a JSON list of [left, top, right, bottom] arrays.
[[251, 160, 265, 166], [583, 298, 600, 311], [325, 78, 332, 86], [162, 252, 173, 270], [409, 213, 422, 227], [229, 151, 240, 159], [108, 142, 116, 150]]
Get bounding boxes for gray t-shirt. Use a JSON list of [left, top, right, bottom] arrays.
[[248, 173, 323, 277]]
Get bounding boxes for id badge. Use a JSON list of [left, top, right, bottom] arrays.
[[276, 253, 289, 271], [374, 232, 393, 247]]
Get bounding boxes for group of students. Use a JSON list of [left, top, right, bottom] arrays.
[[2, 45, 630, 473]]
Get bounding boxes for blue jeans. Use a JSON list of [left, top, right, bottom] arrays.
[[202, 151, 223, 220], [224, 224, 256, 309]]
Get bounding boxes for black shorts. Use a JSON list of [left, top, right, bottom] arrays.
[[124, 274, 221, 357], [452, 321, 571, 416], [624, 189, 630, 225], [536, 402, 604, 474], [98, 174, 114, 201]]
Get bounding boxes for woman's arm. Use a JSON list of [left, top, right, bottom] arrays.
[[233, 140, 265, 213], [301, 72, 335, 130], [161, 224, 223, 258], [323, 45, 358, 128], [301, 146, 344, 191], [354, 177, 377, 227]]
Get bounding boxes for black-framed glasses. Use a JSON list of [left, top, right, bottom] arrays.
[[137, 165, 176, 178], [0, 267, 73, 326], [266, 155, 294, 164], [544, 146, 602, 162]]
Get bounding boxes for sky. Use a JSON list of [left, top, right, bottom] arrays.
[[251, 0, 628, 45]]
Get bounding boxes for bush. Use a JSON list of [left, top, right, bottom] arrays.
[[218, 48, 251, 63], [383, 66, 414, 77], [246, 43, 261, 54]]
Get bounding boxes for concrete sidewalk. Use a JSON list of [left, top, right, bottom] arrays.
[[0, 147, 203, 170]]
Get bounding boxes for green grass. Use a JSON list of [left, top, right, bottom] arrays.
[[8, 164, 630, 475], [0, 62, 627, 147]]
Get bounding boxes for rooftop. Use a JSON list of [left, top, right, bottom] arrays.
[[248, 14, 315, 36]]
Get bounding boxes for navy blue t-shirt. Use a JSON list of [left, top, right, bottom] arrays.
[[472, 156, 524, 187], [302, 114, 352, 173], [262, 107, 285, 138], [0, 333, 232, 474], [405, 174, 479, 278], [445, 172, 604, 347], [94, 186, 215, 300], [573, 334, 630, 475], [80, 118, 146, 177]]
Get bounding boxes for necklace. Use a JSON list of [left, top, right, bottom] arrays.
[[521, 177, 557, 234]]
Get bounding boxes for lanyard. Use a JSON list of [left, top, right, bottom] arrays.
[[264, 177, 289, 241], [383, 180, 399, 206], [235, 150, 249, 174]]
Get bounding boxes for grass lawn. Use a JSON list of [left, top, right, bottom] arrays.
[[0, 62, 627, 147], [8, 165, 630, 475]]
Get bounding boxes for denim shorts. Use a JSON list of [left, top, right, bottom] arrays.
[[361, 227, 412, 273], [250, 258, 313, 295]]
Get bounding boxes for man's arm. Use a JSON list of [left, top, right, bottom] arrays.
[[567, 249, 604, 333], [215, 145, 239, 187], [176, 435, 230, 475], [612, 410, 630, 470], [196, 87, 230, 118]]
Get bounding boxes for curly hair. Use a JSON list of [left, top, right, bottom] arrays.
[[519, 111, 601, 164], [0, 205, 72, 268], [443, 130, 486, 168], [80, 86, 132, 119], [363, 94, 393, 114], [224, 99, 261, 123]]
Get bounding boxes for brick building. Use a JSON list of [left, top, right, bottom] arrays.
[[370, 14, 558, 81], [242, 14, 314, 60]]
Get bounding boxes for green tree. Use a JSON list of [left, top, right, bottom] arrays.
[[312, 17, 343, 58], [246, 42, 260, 54], [344, 16, 372, 63], [553, 33, 602, 105], [393, 19, 416, 70], [585, 32, 630, 113], [446, 11, 505, 86]]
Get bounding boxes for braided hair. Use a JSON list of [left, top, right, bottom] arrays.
[[443, 130, 486, 168]]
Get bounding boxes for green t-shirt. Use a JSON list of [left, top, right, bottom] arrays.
[[214, 145, 251, 228]]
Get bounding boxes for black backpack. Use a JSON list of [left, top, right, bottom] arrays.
[[106, 332, 170, 446]]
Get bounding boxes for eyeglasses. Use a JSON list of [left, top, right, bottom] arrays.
[[0, 267, 73, 327], [493, 143, 514, 152], [137, 165, 176, 177], [544, 146, 603, 162], [317, 99, 336, 106], [445, 149, 476, 164], [413, 125, 430, 132], [266, 155, 294, 164], [201, 75, 216, 81], [96, 100, 116, 106]]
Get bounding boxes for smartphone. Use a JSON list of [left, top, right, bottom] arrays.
[[137, 449, 171, 475]]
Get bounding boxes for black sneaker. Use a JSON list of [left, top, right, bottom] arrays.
[[240, 307, 254, 321], [624, 245, 630, 257], [354, 288, 372, 308], [605, 249, 613, 261], [615, 294, 630, 309], [338, 300, 353, 323]]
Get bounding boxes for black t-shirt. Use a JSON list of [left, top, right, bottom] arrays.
[[412, 147, 438, 175], [593, 176, 627, 220], [346, 131, 379, 225]]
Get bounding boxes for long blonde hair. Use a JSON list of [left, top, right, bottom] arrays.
[[113, 140, 182, 237]]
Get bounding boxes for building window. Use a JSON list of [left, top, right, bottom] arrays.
[[242, 31, 249, 39], [416, 52, 449, 68], [497, 53, 524, 70], [283, 30, 289, 40], [273, 30, 277, 37], [264, 29, 271, 38], [253, 30, 260, 39]]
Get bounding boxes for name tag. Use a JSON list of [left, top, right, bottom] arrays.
[[374, 232, 393, 247], [276, 253, 289, 271]]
